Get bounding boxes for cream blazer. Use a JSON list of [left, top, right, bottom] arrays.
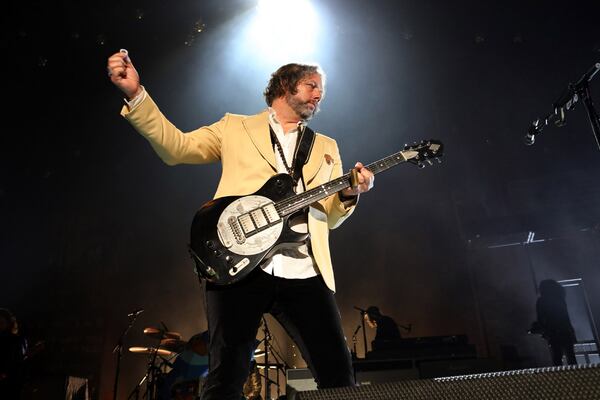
[[121, 93, 356, 292]]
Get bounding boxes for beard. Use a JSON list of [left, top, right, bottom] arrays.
[[285, 92, 320, 120]]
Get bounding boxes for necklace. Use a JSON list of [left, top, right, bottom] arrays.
[[269, 125, 300, 180]]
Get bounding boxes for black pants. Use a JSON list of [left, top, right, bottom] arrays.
[[200, 269, 354, 400]]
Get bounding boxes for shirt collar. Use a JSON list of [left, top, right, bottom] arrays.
[[267, 107, 306, 133]]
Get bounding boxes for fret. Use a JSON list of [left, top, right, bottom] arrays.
[[274, 151, 407, 216]]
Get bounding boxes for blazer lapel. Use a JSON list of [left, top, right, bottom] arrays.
[[243, 111, 277, 171]]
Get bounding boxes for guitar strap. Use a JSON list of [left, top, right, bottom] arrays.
[[293, 125, 316, 189], [269, 124, 315, 190]]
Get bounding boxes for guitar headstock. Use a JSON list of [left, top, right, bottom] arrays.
[[403, 139, 444, 168]]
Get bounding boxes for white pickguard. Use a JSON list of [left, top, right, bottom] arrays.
[[216, 195, 283, 256]]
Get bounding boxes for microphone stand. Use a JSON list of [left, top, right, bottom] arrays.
[[353, 306, 368, 358], [144, 323, 168, 399], [351, 325, 361, 360], [262, 317, 273, 400], [113, 310, 143, 400], [579, 80, 600, 150], [126, 374, 147, 400], [525, 62, 600, 149], [259, 317, 289, 400]]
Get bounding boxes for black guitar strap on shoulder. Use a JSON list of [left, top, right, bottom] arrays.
[[269, 124, 315, 190], [293, 124, 316, 189]]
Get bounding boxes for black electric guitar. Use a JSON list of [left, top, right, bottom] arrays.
[[189, 140, 443, 285]]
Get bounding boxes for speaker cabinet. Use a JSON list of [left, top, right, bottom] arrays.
[[286, 368, 318, 399], [286, 360, 418, 397], [354, 358, 418, 384], [295, 363, 600, 400], [417, 357, 501, 379]]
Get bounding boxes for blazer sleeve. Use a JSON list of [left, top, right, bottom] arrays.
[[121, 91, 224, 165], [320, 140, 358, 229]]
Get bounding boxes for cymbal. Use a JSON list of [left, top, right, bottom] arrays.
[[256, 362, 284, 370], [253, 350, 269, 358], [129, 346, 175, 357], [160, 338, 187, 353], [143, 327, 182, 340]]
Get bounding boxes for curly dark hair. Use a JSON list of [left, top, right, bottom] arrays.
[[263, 63, 325, 106]]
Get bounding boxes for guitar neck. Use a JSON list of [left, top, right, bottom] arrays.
[[275, 149, 415, 217]]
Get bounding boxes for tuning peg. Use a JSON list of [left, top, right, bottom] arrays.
[[418, 162, 425, 169], [435, 158, 443, 164], [426, 159, 433, 166]]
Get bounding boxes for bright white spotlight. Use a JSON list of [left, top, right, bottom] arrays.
[[247, 0, 319, 63]]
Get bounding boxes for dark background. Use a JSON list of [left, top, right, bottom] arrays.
[[4, 0, 600, 398]]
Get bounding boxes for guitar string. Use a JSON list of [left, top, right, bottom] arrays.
[[274, 142, 443, 216], [275, 153, 403, 215], [274, 151, 410, 216]]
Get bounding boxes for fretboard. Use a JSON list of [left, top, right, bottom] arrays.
[[274, 149, 414, 217]]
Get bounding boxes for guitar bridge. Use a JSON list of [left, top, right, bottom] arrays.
[[228, 216, 246, 244]]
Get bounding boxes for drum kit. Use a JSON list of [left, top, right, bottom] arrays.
[[126, 326, 208, 400], [126, 319, 287, 400]]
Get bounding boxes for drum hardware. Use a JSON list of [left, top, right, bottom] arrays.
[[159, 338, 188, 353], [170, 377, 206, 400], [129, 346, 176, 358], [127, 323, 184, 399], [253, 349, 269, 358], [161, 331, 209, 400], [256, 362, 284, 370], [127, 360, 171, 400], [257, 317, 290, 400], [113, 308, 144, 400], [144, 327, 183, 341]]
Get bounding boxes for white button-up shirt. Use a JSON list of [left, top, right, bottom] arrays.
[[259, 109, 318, 279]]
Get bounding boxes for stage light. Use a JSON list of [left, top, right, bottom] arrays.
[[245, 0, 320, 64]]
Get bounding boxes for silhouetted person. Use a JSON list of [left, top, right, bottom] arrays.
[[364, 306, 401, 351], [535, 280, 577, 366], [0, 308, 26, 399]]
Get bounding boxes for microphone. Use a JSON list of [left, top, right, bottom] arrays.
[[353, 306, 366, 313], [524, 120, 541, 146], [128, 308, 144, 318], [353, 324, 362, 336]]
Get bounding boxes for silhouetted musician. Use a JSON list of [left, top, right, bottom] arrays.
[[364, 306, 402, 351]]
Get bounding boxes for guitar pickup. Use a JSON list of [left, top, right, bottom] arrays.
[[250, 209, 268, 228], [262, 203, 280, 223], [238, 214, 256, 234]]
